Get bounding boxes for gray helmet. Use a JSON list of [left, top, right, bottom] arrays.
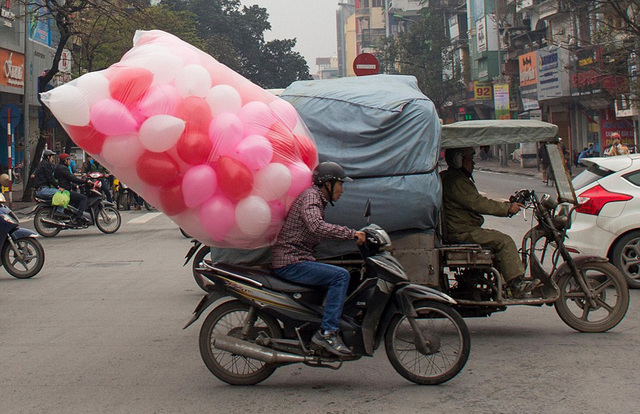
[[312, 162, 352, 186], [43, 149, 56, 157]]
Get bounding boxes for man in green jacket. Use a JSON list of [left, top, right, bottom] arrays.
[[441, 147, 538, 297]]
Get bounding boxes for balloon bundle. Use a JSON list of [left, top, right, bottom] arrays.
[[40, 30, 318, 248]]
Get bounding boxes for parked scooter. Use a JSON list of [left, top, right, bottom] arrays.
[[185, 221, 470, 386], [0, 192, 45, 278], [33, 182, 122, 237]]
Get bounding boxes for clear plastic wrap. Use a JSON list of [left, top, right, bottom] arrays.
[[40, 30, 318, 248]]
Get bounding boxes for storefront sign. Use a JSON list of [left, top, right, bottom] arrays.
[[537, 47, 570, 100], [474, 81, 493, 101], [0, 49, 24, 88], [519, 52, 539, 110], [494, 84, 510, 119], [571, 46, 603, 97], [601, 119, 634, 147]]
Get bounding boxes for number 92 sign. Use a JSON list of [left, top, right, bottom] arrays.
[[473, 82, 493, 101]]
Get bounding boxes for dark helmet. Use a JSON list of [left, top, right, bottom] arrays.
[[444, 147, 475, 169], [43, 149, 56, 157], [312, 162, 352, 187]]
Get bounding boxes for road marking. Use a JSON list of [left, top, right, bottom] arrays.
[[128, 212, 163, 224]]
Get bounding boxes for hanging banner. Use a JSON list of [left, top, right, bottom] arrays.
[[519, 51, 539, 110]]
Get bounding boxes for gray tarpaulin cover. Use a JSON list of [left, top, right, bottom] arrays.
[[211, 75, 442, 265]]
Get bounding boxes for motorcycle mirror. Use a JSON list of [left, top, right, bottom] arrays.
[[363, 199, 371, 223]]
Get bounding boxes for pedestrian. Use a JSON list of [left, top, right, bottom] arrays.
[[605, 133, 630, 156], [538, 142, 550, 184]]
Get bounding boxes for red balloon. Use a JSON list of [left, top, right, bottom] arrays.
[[65, 124, 107, 155], [108, 67, 153, 106], [177, 129, 214, 165], [294, 135, 318, 169], [266, 122, 299, 165], [136, 151, 180, 186], [215, 156, 253, 202], [160, 178, 187, 216], [175, 97, 212, 134]]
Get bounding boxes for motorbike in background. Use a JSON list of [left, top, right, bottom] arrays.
[[0, 192, 45, 278], [33, 181, 122, 237]]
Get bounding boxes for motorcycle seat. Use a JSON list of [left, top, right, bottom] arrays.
[[212, 262, 320, 294]]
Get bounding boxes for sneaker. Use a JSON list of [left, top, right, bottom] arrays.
[[311, 330, 353, 357], [508, 277, 542, 298]]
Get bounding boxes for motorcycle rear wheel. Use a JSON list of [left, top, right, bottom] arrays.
[[199, 300, 282, 385], [95, 207, 121, 234], [385, 301, 470, 385], [1, 238, 45, 279], [555, 261, 629, 333], [34, 207, 61, 237]]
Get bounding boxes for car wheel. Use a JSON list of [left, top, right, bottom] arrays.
[[611, 230, 640, 289]]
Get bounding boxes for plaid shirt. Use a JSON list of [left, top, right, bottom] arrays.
[[272, 185, 356, 269]]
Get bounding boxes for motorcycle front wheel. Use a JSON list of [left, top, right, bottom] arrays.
[[2, 238, 45, 279], [95, 207, 121, 234], [33, 207, 61, 237], [385, 301, 470, 385], [199, 300, 282, 385], [555, 261, 629, 333]]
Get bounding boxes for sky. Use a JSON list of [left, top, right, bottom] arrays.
[[240, 0, 340, 74]]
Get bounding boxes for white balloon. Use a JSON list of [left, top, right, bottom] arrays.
[[175, 64, 212, 98], [236, 196, 271, 237], [76, 72, 111, 105], [101, 134, 145, 167], [41, 84, 90, 126], [139, 115, 186, 152], [117, 52, 183, 85], [253, 163, 291, 201], [206, 84, 242, 116]]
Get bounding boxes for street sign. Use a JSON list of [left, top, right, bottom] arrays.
[[353, 53, 379, 76], [0, 104, 22, 131], [58, 49, 72, 72]]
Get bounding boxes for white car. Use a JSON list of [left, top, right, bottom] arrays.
[[565, 154, 640, 288]]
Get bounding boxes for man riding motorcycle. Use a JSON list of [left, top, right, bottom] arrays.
[[440, 147, 538, 297], [56, 153, 91, 225], [272, 161, 366, 357], [32, 149, 62, 200]]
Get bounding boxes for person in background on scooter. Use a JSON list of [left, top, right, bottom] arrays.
[[32, 150, 64, 199], [82, 154, 113, 203], [441, 147, 538, 298], [56, 153, 91, 225], [272, 162, 366, 357]]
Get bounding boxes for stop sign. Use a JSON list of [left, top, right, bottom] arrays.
[[353, 53, 379, 76]]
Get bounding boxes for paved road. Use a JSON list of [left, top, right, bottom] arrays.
[[1, 171, 638, 414]]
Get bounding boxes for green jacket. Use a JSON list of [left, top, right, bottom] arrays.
[[440, 168, 510, 235]]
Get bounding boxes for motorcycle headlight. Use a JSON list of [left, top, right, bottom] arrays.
[[1, 213, 18, 224]]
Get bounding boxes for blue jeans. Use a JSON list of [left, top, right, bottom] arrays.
[[274, 261, 350, 332]]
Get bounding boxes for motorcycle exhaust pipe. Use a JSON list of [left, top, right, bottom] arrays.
[[212, 335, 310, 364], [40, 217, 64, 227]]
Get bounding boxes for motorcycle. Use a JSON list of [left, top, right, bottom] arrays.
[[0, 192, 45, 278], [184, 220, 471, 386], [33, 181, 122, 237], [438, 187, 629, 333]]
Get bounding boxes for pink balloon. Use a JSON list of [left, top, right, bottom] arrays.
[[269, 99, 298, 130], [90, 99, 138, 135], [200, 195, 236, 242], [138, 84, 181, 117], [209, 113, 243, 156], [288, 162, 312, 198], [235, 135, 273, 170], [236, 81, 277, 105], [182, 165, 217, 208], [205, 61, 246, 87], [237, 101, 276, 137]]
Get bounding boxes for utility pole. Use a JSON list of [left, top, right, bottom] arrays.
[[22, 3, 31, 190]]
